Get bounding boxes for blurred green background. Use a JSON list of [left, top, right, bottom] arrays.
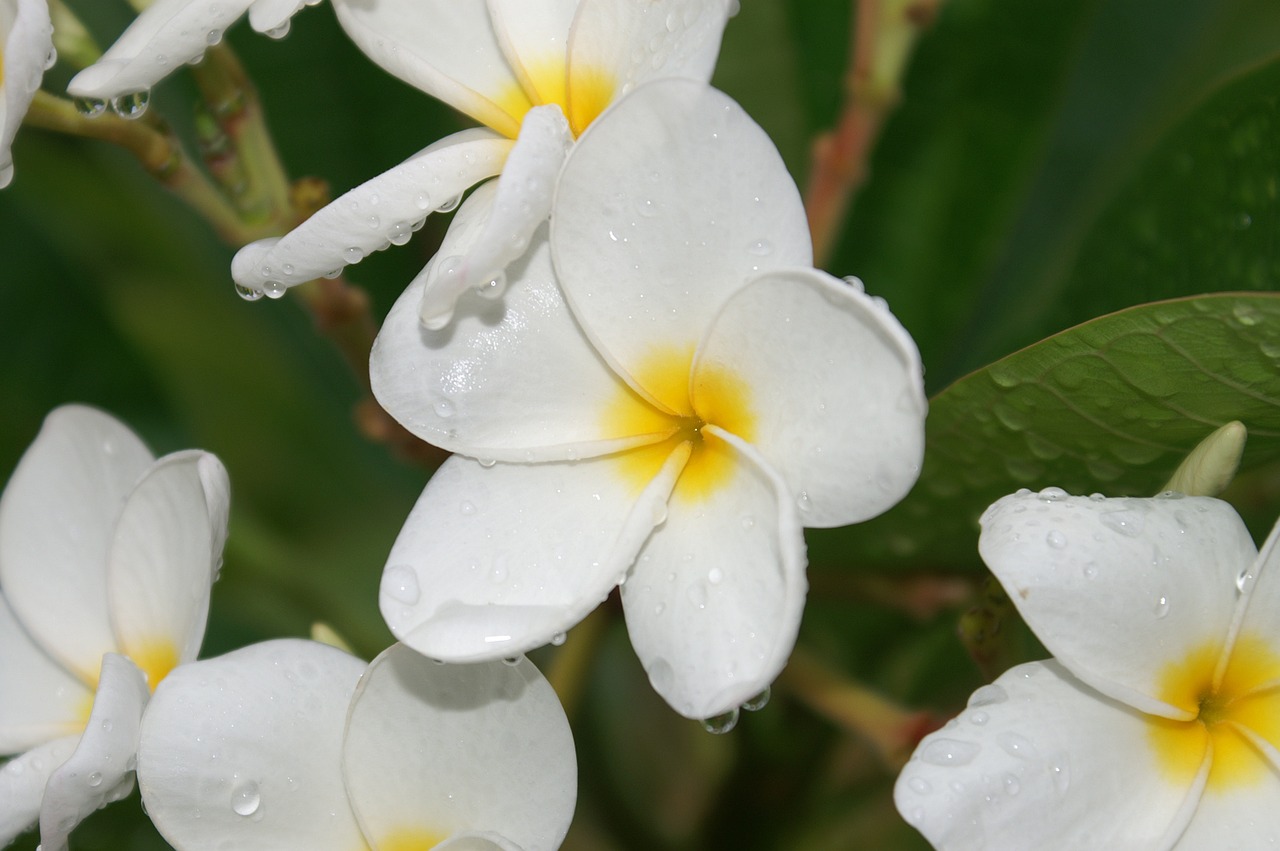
[[2, 0, 1279, 848]]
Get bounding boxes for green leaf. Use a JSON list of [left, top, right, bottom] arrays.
[[814, 293, 1280, 569]]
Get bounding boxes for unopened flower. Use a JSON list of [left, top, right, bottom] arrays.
[[138, 639, 576, 851], [228, 0, 736, 319], [1, 0, 54, 188], [370, 80, 926, 720], [897, 488, 1280, 849], [0, 405, 228, 850]]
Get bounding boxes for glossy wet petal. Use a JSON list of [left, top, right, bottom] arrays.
[[382, 446, 687, 662], [345, 646, 575, 851], [694, 268, 925, 528], [1172, 768, 1280, 848], [487, 0, 577, 107], [896, 660, 1204, 851], [138, 640, 367, 851], [231, 128, 511, 294], [0, 405, 153, 682], [978, 493, 1249, 718], [1, 0, 53, 188], [0, 735, 78, 847], [0, 593, 90, 755], [621, 428, 806, 720], [552, 79, 810, 397]]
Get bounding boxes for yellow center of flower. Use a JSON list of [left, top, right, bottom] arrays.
[[494, 56, 616, 139], [126, 638, 181, 693], [604, 347, 755, 503], [375, 827, 448, 851], [1149, 634, 1280, 792]]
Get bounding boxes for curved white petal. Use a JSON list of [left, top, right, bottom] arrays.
[[436, 833, 522, 851], [1172, 767, 1280, 848], [0, 405, 153, 683], [245, 0, 315, 34], [107, 450, 226, 683], [896, 660, 1203, 851], [694, 269, 925, 528], [1, 0, 53, 188], [344, 646, 576, 851], [979, 492, 1250, 718], [374, 207, 670, 462], [0, 593, 90, 755], [331, 0, 527, 138], [1229, 515, 1280, 655], [0, 735, 79, 847], [138, 640, 367, 851], [487, 0, 578, 107], [552, 79, 810, 397], [66, 0, 254, 100], [419, 104, 571, 325], [621, 427, 806, 720], [231, 128, 511, 294], [382, 446, 687, 662], [40, 654, 149, 851]]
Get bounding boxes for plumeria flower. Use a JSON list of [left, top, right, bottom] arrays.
[[1, 0, 54, 188], [227, 0, 736, 318], [0, 405, 229, 850], [370, 79, 927, 721], [896, 488, 1280, 849], [138, 639, 576, 851]]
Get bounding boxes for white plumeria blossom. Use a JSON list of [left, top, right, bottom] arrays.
[[896, 488, 1280, 849], [66, 0, 321, 103], [1, 0, 53, 188], [138, 639, 576, 851], [229, 0, 735, 318], [0, 405, 229, 850], [370, 79, 927, 720]]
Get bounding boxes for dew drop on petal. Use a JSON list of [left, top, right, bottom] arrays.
[[1003, 774, 1021, 796], [707, 567, 724, 585], [230, 781, 261, 817], [502, 657, 520, 667], [796, 491, 813, 513], [746, 238, 772, 256], [437, 192, 463, 213], [551, 632, 567, 646], [382, 565, 420, 605], [433, 398, 455, 419], [266, 20, 291, 39], [997, 731, 1037, 760], [968, 710, 989, 726], [458, 500, 476, 516], [920, 738, 980, 767], [87, 772, 103, 788], [742, 686, 770, 712], [701, 708, 739, 735], [1099, 508, 1144, 537], [476, 271, 507, 300], [343, 246, 365, 264], [1045, 530, 1067, 549], [44, 47, 57, 70], [1049, 753, 1071, 794], [907, 776, 932, 795], [968, 684, 1008, 707], [262, 280, 287, 300], [1154, 595, 1170, 618]]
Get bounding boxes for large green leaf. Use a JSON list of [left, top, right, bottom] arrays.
[[813, 293, 1280, 569]]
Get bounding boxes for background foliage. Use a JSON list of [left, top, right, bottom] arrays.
[[2, 0, 1278, 848]]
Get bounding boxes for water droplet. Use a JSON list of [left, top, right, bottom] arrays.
[[1099, 508, 1144, 537], [920, 738, 980, 767], [489, 558, 508, 584], [44, 47, 57, 70], [740, 515, 755, 529], [1082, 562, 1098, 579], [101, 719, 114, 733], [382, 565, 420, 605], [262, 280, 287, 299], [231, 781, 260, 817], [742, 686, 770, 711], [1237, 569, 1257, 593], [653, 602, 665, 616], [433, 398, 455, 418], [458, 500, 476, 516], [343, 246, 364, 264], [476, 271, 507, 300], [502, 657, 520, 666], [1049, 753, 1071, 794], [701, 708, 739, 734], [74, 96, 107, 118], [550, 632, 567, 646], [969, 684, 1008, 707], [907, 776, 932, 794], [387, 221, 412, 245], [478, 458, 496, 468], [968, 710, 989, 725], [747, 238, 773, 256], [111, 90, 151, 120], [707, 567, 724, 585], [796, 491, 813, 512], [266, 20, 291, 39], [686, 583, 708, 609], [234, 282, 263, 302], [1154, 595, 1170, 618], [1232, 304, 1262, 326], [207, 28, 223, 45], [437, 192, 463, 213], [1003, 773, 1021, 796], [997, 732, 1037, 760], [1045, 530, 1067, 549], [87, 772, 103, 787], [1037, 487, 1069, 501]]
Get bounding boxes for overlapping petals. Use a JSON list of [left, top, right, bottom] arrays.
[[1, 0, 53, 188], [138, 640, 576, 851], [372, 80, 926, 719], [0, 405, 229, 848], [897, 489, 1280, 849]]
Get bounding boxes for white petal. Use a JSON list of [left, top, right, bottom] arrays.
[[436, 833, 522, 851], [66, 0, 254, 100], [230, 129, 511, 293], [332, 0, 527, 137], [487, 0, 577, 107], [1172, 766, 1280, 848], [621, 427, 806, 720], [980, 492, 1252, 718], [344, 646, 576, 851], [552, 79, 810, 394], [1, 0, 53, 188], [374, 204, 670, 462], [382, 447, 687, 661], [418, 104, 571, 325], [40, 654, 149, 851], [138, 640, 367, 851], [694, 268, 925, 528], [0, 592, 90, 754], [0, 735, 79, 847], [245, 0, 314, 34], [0, 405, 154, 682], [896, 660, 1203, 851], [107, 450, 226, 684]]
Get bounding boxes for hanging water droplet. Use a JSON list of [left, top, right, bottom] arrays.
[[476, 271, 507, 300], [74, 96, 107, 118], [387, 221, 412, 246], [742, 686, 770, 712], [230, 781, 261, 817], [550, 631, 567, 646], [437, 192, 463, 213], [1045, 530, 1067, 549], [234, 282, 263, 302], [414, 192, 432, 211], [111, 90, 151, 120], [366, 214, 381, 230], [1154, 595, 1170, 618], [920, 738, 980, 767], [44, 47, 57, 70], [266, 20, 291, 39], [382, 565, 421, 605], [842, 275, 866, 291], [207, 28, 223, 45], [262, 280, 287, 299], [343, 246, 364, 264], [701, 708, 739, 734]]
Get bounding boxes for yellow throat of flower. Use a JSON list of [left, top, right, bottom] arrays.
[[604, 346, 756, 503], [495, 56, 617, 138], [373, 827, 449, 851], [1149, 634, 1280, 792]]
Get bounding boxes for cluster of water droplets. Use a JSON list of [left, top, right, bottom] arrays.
[[74, 89, 152, 121]]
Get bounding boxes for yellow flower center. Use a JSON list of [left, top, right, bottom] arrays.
[[494, 56, 616, 139], [603, 347, 756, 503], [374, 827, 448, 851], [126, 638, 181, 693], [1149, 634, 1280, 792]]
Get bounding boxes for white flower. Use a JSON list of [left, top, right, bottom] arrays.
[[896, 488, 1280, 849], [370, 80, 927, 720], [1, 0, 53, 188], [0, 405, 228, 850], [137, 639, 577, 851], [227, 0, 736, 318]]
